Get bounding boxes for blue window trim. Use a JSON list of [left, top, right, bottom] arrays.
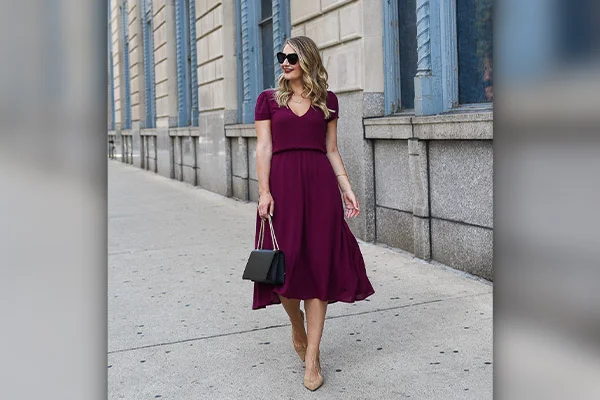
[[272, 0, 291, 86], [188, 0, 199, 126], [382, 0, 402, 115], [108, 2, 116, 131], [238, 0, 290, 124], [235, 0, 244, 123], [175, 0, 199, 127], [414, 0, 443, 115], [240, 0, 260, 124], [440, 0, 458, 109], [120, 0, 132, 129], [383, 0, 459, 116], [414, 0, 459, 115], [175, 0, 191, 127], [256, 3, 272, 91], [141, 0, 156, 128]]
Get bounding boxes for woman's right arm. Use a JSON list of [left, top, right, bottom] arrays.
[[255, 119, 274, 219]]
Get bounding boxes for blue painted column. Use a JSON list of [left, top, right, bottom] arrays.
[[439, 0, 458, 109], [188, 0, 199, 126], [142, 0, 156, 128], [175, 0, 191, 127], [235, 0, 244, 122], [382, 0, 402, 115], [414, 0, 442, 115], [272, 0, 290, 85]]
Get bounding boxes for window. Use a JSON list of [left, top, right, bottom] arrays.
[[557, 0, 598, 64], [383, 0, 417, 114], [384, 0, 492, 115], [457, 0, 493, 103], [141, 0, 156, 128], [259, 0, 275, 90], [398, 0, 417, 110], [175, 0, 199, 127], [237, 0, 290, 123]]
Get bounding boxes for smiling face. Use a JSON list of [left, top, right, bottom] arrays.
[[280, 43, 303, 81]]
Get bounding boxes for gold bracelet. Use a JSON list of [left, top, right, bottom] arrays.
[[336, 173, 347, 177]]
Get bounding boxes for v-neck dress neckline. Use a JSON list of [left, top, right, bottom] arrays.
[[288, 102, 311, 118]]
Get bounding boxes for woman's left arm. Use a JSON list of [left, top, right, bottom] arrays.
[[325, 119, 360, 218]]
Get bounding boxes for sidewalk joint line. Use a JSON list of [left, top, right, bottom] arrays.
[[108, 291, 491, 355]]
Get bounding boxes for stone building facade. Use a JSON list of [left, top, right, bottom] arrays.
[[108, 0, 493, 280]]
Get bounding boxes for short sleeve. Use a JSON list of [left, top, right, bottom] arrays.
[[326, 91, 339, 122], [254, 90, 272, 121]]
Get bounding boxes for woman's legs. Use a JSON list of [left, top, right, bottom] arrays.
[[278, 295, 308, 359], [303, 298, 327, 385]]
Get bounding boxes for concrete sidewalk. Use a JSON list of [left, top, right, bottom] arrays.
[[108, 161, 492, 400]]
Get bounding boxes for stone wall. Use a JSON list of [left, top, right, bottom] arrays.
[[127, 0, 144, 126], [193, 0, 236, 196], [153, 0, 178, 129], [365, 112, 494, 279]]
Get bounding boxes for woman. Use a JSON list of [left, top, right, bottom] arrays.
[[253, 36, 375, 391]]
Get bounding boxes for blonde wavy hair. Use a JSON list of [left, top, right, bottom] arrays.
[[274, 36, 333, 120]]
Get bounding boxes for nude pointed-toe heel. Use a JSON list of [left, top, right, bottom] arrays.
[[303, 357, 323, 391], [303, 374, 324, 391]]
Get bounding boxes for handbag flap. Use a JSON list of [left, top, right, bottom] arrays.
[[243, 250, 277, 282]]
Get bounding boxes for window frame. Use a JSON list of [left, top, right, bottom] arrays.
[[258, 4, 274, 92], [188, 0, 199, 126], [271, 1, 290, 88], [235, 0, 244, 123], [384, 0, 493, 116], [141, 0, 156, 129], [237, 0, 290, 124], [174, 0, 199, 127], [455, 0, 493, 105], [383, 0, 402, 115], [440, 0, 459, 110], [382, 0, 422, 114]]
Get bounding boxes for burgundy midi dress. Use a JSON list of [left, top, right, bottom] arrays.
[[252, 89, 375, 310]]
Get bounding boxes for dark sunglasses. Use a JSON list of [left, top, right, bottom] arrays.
[[276, 52, 299, 65]]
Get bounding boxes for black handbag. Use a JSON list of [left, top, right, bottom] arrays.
[[242, 216, 285, 285]]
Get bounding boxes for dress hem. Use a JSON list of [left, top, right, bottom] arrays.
[[251, 289, 375, 310]]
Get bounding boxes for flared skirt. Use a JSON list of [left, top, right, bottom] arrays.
[[252, 149, 375, 309]]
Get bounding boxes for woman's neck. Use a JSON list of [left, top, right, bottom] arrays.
[[289, 79, 304, 96]]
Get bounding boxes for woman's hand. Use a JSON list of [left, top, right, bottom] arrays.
[[342, 190, 360, 218], [258, 192, 275, 219]]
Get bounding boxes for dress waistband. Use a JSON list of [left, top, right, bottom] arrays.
[[272, 147, 327, 155]]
